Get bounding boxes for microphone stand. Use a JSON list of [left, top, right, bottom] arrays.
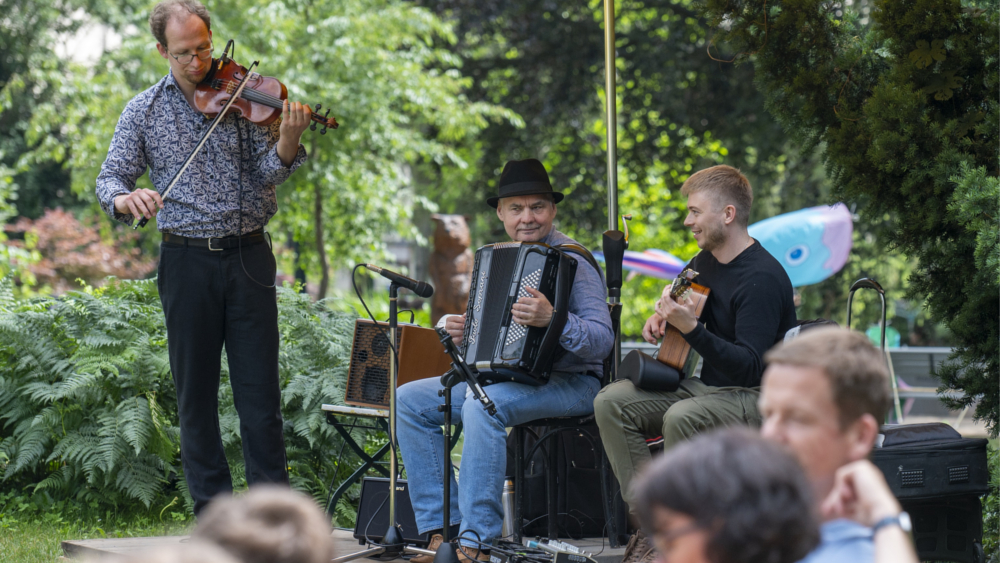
[[333, 282, 435, 563], [431, 326, 497, 563]]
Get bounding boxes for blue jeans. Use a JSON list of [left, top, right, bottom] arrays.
[[397, 372, 601, 545]]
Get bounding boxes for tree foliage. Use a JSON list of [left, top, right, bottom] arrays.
[[699, 0, 999, 434], [3, 0, 518, 297], [4, 208, 156, 294], [0, 275, 370, 519], [414, 0, 937, 337]]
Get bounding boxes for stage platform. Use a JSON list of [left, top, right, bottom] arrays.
[[62, 529, 627, 563]]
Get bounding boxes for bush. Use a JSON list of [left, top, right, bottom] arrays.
[[985, 441, 999, 561], [0, 274, 369, 522]]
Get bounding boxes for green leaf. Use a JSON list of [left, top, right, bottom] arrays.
[[908, 39, 947, 68]]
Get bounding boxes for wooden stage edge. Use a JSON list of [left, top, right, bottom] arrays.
[[62, 529, 627, 563]]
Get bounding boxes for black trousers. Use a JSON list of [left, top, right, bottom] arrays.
[[157, 237, 288, 515]]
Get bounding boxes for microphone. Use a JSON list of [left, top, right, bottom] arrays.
[[363, 264, 434, 298]]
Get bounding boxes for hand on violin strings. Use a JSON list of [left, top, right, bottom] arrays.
[[279, 100, 312, 141], [114, 188, 163, 220], [277, 100, 312, 166], [511, 287, 553, 327]]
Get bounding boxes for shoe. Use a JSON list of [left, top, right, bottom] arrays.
[[411, 534, 444, 563], [620, 530, 657, 563], [456, 545, 490, 563]]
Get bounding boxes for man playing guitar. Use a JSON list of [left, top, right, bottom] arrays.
[[594, 165, 798, 563]]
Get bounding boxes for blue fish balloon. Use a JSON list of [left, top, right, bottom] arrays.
[[748, 204, 853, 287]]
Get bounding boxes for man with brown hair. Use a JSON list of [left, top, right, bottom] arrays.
[[96, 0, 313, 515], [760, 327, 916, 563], [594, 164, 797, 562]]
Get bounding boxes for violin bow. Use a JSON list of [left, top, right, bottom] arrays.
[[134, 59, 259, 229]]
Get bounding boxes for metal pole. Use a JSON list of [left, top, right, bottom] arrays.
[[603, 0, 622, 369], [604, 0, 618, 232], [384, 283, 403, 548]]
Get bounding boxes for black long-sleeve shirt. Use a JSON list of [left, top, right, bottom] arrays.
[[681, 241, 797, 388]]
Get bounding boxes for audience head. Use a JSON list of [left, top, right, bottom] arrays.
[[633, 427, 819, 563], [193, 485, 335, 563], [760, 327, 890, 500]]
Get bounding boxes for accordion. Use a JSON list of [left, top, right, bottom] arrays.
[[461, 241, 577, 386]]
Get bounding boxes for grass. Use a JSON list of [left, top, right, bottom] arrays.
[[0, 519, 194, 563]]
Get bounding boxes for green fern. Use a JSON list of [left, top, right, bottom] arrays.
[[0, 278, 369, 519]]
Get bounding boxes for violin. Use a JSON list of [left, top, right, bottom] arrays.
[[135, 42, 337, 229], [194, 47, 338, 134]]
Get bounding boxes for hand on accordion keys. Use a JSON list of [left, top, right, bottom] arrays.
[[511, 286, 554, 327], [442, 314, 466, 347]]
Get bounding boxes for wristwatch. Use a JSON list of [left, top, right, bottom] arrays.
[[872, 512, 912, 534]]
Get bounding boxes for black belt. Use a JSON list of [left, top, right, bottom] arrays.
[[162, 230, 266, 251]]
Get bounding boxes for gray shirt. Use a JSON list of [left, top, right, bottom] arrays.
[[540, 230, 614, 376]]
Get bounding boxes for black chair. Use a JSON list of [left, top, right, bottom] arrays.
[[508, 307, 630, 547], [509, 412, 627, 546], [509, 243, 630, 546]]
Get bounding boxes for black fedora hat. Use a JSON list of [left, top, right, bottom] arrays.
[[486, 158, 565, 208]]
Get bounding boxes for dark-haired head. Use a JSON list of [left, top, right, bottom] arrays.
[[633, 427, 819, 563]]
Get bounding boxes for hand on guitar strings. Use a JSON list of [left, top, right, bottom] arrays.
[[511, 286, 554, 327], [642, 313, 668, 344], [653, 287, 699, 335]]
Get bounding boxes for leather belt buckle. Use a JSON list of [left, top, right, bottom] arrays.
[[208, 237, 223, 251]]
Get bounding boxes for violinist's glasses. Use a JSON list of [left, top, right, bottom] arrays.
[[168, 44, 213, 65]]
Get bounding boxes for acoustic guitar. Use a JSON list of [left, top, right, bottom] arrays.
[[655, 268, 710, 371]]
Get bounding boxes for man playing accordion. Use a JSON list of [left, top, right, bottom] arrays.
[[397, 158, 613, 562]]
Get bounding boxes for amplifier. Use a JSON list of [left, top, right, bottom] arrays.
[[345, 320, 453, 408], [872, 423, 989, 500], [905, 495, 983, 563], [353, 477, 429, 545], [872, 423, 988, 563]]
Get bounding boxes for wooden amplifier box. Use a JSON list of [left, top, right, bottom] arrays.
[[345, 319, 453, 408]]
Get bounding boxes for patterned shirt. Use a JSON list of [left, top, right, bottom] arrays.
[[96, 71, 307, 238]]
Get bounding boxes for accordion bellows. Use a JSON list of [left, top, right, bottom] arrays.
[[461, 241, 577, 386]]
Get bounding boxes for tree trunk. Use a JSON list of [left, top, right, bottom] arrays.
[[312, 138, 329, 299], [315, 183, 329, 299]]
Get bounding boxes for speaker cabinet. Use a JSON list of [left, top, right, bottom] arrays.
[[906, 495, 984, 563], [345, 320, 453, 408], [353, 477, 429, 545]]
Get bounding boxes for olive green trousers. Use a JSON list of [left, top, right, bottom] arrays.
[[594, 377, 762, 513]]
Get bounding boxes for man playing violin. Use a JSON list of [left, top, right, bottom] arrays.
[[594, 165, 798, 563], [95, 0, 312, 515]]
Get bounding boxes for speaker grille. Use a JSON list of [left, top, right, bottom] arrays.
[[949, 465, 970, 484], [901, 469, 925, 488], [346, 324, 399, 407]]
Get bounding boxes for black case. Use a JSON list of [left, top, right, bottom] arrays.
[[871, 422, 989, 500]]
